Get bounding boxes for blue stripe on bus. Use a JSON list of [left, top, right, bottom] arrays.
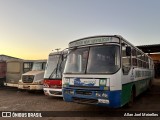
[[62, 88, 121, 108], [108, 90, 121, 108]]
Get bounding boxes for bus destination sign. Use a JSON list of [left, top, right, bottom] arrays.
[[69, 37, 119, 48]]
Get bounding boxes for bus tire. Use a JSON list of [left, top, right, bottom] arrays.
[[0, 78, 4, 87], [148, 80, 152, 91], [127, 87, 135, 107]]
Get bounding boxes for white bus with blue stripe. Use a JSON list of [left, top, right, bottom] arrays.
[[62, 35, 154, 108]]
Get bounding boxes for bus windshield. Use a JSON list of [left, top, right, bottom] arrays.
[[64, 45, 120, 74], [44, 54, 65, 79], [32, 62, 45, 71]]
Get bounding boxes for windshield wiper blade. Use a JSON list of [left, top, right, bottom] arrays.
[[49, 56, 61, 79], [48, 67, 57, 79]]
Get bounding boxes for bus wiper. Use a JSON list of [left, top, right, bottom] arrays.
[[58, 56, 65, 78], [49, 48, 68, 79], [49, 55, 61, 79], [48, 67, 57, 79]]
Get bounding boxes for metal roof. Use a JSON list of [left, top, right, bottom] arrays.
[[0, 54, 22, 61], [136, 44, 160, 53]]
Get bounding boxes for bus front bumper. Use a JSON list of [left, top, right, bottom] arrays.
[[62, 88, 121, 108], [43, 88, 62, 97], [18, 84, 43, 90], [4, 83, 18, 88]]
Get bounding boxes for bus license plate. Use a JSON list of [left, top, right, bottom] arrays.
[[98, 99, 109, 104], [23, 85, 30, 89]]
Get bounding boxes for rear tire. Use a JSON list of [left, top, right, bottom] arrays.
[[127, 90, 134, 107], [0, 79, 4, 87], [148, 80, 152, 91]]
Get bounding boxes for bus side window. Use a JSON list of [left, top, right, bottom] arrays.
[[122, 44, 131, 74], [43, 62, 46, 70], [23, 62, 33, 73], [132, 48, 137, 66]]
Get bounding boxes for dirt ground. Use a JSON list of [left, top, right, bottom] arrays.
[[0, 79, 160, 120]]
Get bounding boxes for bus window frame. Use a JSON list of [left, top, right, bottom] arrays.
[[121, 42, 131, 75], [64, 43, 121, 75]]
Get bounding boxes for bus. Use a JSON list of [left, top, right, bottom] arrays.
[[5, 59, 34, 87], [0, 61, 6, 87], [43, 51, 67, 97], [62, 35, 154, 108], [18, 60, 46, 91]]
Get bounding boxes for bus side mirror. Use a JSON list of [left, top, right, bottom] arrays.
[[126, 47, 131, 56]]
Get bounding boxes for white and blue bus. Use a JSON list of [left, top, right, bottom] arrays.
[[62, 35, 154, 108]]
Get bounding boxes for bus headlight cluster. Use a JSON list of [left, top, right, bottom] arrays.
[[95, 93, 101, 97], [95, 92, 108, 98], [102, 93, 108, 98], [43, 84, 49, 88], [99, 79, 107, 86], [18, 80, 22, 84], [50, 85, 61, 89], [63, 84, 68, 88], [64, 90, 74, 95], [34, 80, 43, 85], [70, 90, 74, 95], [63, 78, 70, 85]]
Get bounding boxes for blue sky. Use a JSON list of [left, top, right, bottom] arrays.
[[0, 0, 160, 59]]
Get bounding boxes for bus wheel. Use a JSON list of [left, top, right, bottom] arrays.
[[148, 80, 152, 91], [127, 90, 134, 107]]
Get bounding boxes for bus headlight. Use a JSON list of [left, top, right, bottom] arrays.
[[95, 92, 108, 98], [95, 92, 101, 97], [63, 84, 67, 87], [99, 79, 107, 86], [70, 90, 74, 95], [18, 80, 22, 84], [102, 93, 108, 98], [64, 90, 74, 95], [63, 78, 70, 85], [34, 80, 43, 84], [64, 90, 70, 94], [43, 83, 49, 88]]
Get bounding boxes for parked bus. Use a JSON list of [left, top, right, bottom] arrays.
[[18, 60, 46, 91], [43, 51, 67, 97], [5, 60, 34, 87], [0, 61, 6, 86], [62, 35, 154, 108]]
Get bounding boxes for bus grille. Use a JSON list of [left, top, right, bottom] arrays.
[[22, 75, 34, 83], [73, 97, 98, 104], [49, 91, 62, 95], [76, 90, 92, 96]]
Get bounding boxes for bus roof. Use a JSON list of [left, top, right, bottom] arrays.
[[6, 59, 23, 63], [69, 35, 122, 48], [31, 60, 47, 62], [49, 50, 68, 56], [68, 35, 153, 60], [6, 59, 47, 63]]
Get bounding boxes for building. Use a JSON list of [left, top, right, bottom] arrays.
[[0, 54, 22, 61]]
